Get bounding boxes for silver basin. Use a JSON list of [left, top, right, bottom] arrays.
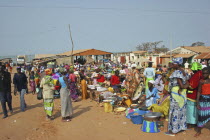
[[144, 112, 162, 119]]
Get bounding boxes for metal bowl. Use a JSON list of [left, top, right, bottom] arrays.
[[130, 104, 139, 109], [144, 112, 162, 121], [139, 106, 148, 111]]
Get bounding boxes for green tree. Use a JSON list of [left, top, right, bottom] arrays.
[[191, 41, 205, 46]]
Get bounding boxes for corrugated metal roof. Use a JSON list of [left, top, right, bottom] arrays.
[[132, 51, 147, 54], [35, 54, 55, 59], [194, 53, 210, 59], [181, 46, 210, 53], [160, 55, 172, 58], [173, 54, 194, 58], [58, 49, 112, 56]]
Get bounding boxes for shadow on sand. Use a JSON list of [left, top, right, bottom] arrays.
[[53, 105, 92, 119], [0, 102, 43, 117]]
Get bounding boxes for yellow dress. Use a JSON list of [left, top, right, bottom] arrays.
[[148, 95, 170, 117]]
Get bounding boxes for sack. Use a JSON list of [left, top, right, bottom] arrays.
[[37, 88, 43, 100]]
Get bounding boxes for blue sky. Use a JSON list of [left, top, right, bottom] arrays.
[[0, 0, 210, 56]]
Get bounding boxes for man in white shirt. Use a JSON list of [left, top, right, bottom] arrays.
[[184, 61, 189, 69]]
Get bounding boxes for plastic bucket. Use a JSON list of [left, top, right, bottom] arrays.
[[141, 120, 160, 133], [125, 99, 132, 107], [138, 110, 150, 115], [104, 102, 113, 113], [130, 114, 144, 124], [126, 111, 135, 119], [126, 109, 148, 119]]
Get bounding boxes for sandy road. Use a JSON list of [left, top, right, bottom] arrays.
[[0, 70, 210, 140]]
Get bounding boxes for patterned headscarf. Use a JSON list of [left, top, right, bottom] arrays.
[[45, 69, 52, 75], [172, 57, 183, 65]]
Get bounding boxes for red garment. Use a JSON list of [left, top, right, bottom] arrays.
[[187, 70, 203, 100], [97, 74, 105, 83], [69, 74, 76, 82], [201, 84, 210, 95], [110, 75, 120, 86]]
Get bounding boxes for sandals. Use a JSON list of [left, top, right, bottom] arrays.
[[62, 119, 71, 122], [165, 132, 175, 136]]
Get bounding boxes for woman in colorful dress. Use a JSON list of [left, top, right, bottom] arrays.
[[58, 68, 73, 122], [186, 62, 203, 128], [166, 57, 189, 136], [29, 71, 36, 94], [145, 80, 160, 107], [69, 70, 78, 102], [195, 67, 210, 137], [143, 62, 155, 91], [125, 64, 140, 98], [40, 69, 55, 121], [79, 69, 88, 100], [34, 70, 40, 93]]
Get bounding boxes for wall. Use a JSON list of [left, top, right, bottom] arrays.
[[56, 57, 73, 65]]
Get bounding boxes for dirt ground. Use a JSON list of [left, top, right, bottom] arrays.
[[0, 71, 210, 140]]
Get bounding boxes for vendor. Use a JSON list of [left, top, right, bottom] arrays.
[[110, 70, 121, 92], [145, 80, 160, 107], [91, 68, 100, 85], [148, 93, 170, 118], [97, 72, 105, 86]]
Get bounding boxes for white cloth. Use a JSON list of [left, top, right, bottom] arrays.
[[131, 64, 137, 68], [120, 69, 126, 74], [202, 64, 207, 69], [143, 67, 155, 78], [184, 62, 189, 69]]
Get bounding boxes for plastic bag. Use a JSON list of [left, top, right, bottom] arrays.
[[37, 88, 43, 100]]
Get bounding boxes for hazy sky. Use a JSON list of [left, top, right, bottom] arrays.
[[0, 0, 210, 56]]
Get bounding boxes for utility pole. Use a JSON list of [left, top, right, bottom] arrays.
[[170, 35, 172, 60], [68, 24, 74, 65]]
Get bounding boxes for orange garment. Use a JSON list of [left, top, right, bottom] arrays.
[[81, 79, 88, 100], [201, 84, 210, 95]]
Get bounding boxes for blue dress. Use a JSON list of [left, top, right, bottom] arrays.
[[146, 87, 159, 107]]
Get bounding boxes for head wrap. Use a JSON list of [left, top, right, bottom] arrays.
[[45, 69, 52, 75], [172, 57, 183, 65], [148, 80, 155, 84], [191, 62, 202, 71], [156, 71, 162, 74]]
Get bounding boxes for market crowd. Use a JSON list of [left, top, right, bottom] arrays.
[[0, 58, 210, 137]]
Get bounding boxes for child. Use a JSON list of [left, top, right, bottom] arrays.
[[195, 67, 210, 137]]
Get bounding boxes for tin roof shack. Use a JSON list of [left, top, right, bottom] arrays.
[[194, 53, 210, 66], [0, 58, 12, 64], [169, 46, 210, 63], [58, 49, 112, 65]]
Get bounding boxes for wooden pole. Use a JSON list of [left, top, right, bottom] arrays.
[[170, 35, 172, 60], [68, 24, 74, 65]]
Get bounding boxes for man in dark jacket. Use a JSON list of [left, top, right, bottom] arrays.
[[13, 67, 27, 112], [0, 64, 12, 119]]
